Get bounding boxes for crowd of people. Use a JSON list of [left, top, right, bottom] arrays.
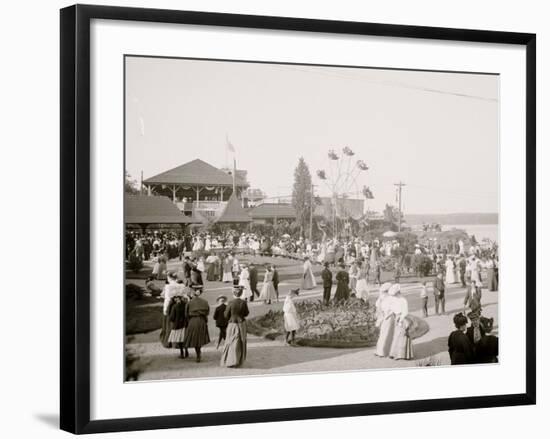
[[157, 271, 303, 368], [129, 227, 499, 369]]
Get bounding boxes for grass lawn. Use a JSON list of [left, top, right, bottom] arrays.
[[126, 295, 163, 335]]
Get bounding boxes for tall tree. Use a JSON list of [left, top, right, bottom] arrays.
[[383, 204, 402, 228], [125, 171, 140, 195], [291, 157, 313, 237]]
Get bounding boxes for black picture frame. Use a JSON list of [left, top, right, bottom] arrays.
[[60, 4, 536, 434]]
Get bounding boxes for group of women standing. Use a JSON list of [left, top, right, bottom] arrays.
[[374, 282, 413, 361], [160, 273, 210, 362], [160, 273, 250, 368]]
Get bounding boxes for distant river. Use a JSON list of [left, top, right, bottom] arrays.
[[443, 224, 499, 243]]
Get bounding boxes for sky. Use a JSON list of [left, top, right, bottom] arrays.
[[125, 56, 499, 215]]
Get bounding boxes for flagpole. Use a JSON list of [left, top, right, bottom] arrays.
[[225, 134, 228, 169], [233, 157, 236, 195]]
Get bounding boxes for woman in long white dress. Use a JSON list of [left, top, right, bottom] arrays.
[[301, 257, 317, 290], [355, 261, 369, 300], [445, 257, 456, 284], [283, 289, 301, 345], [259, 266, 277, 304], [388, 284, 413, 360], [222, 255, 233, 282], [238, 265, 252, 301], [375, 282, 394, 357]]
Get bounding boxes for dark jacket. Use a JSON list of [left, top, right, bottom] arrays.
[[186, 296, 210, 319], [321, 268, 333, 288], [190, 267, 203, 286], [249, 267, 258, 287], [224, 298, 250, 323], [448, 330, 474, 365], [272, 269, 279, 290], [213, 303, 229, 328], [434, 277, 445, 293], [169, 301, 188, 330]]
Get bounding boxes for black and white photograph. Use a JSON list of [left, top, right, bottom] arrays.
[[124, 56, 500, 381]]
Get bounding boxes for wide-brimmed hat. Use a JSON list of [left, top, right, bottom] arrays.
[[216, 295, 228, 302], [191, 284, 203, 293], [388, 283, 401, 296], [379, 282, 392, 293]]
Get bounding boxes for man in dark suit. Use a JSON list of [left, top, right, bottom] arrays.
[[271, 264, 279, 302], [181, 256, 193, 285], [248, 263, 259, 301], [321, 262, 333, 305], [434, 272, 446, 315], [458, 255, 467, 287]]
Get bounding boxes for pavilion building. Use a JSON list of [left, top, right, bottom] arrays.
[[142, 159, 250, 222], [125, 194, 195, 232]]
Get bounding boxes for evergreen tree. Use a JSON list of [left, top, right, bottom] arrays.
[[291, 157, 313, 237]]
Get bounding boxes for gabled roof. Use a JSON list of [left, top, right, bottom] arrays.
[[216, 193, 252, 223], [125, 195, 196, 224], [248, 203, 296, 219], [143, 159, 248, 187]]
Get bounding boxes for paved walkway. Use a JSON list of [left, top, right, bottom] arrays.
[[127, 268, 499, 381]]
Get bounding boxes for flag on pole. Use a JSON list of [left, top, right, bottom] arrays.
[[226, 135, 236, 153]]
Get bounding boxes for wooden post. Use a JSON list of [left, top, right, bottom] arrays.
[[171, 185, 177, 203]]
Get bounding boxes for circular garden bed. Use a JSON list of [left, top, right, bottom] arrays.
[[247, 298, 429, 348]]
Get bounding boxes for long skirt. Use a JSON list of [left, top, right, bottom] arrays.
[[355, 278, 369, 300], [159, 314, 173, 348], [375, 314, 395, 357], [222, 271, 233, 282], [487, 268, 498, 291], [206, 263, 218, 281], [389, 324, 414, 360], [259, 281, 277, 302], [239, 281, 252, 300], [284, 312, 300, 332], [183, 316, 210, 348], [301, 269, 316, 290], [167, 328, 186, 345], [334, 283, 350, 301], [220, 321, 247, 367], [350, 276, 357, 293], [445, 267, 456, 284]]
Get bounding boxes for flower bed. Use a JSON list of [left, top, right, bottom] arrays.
[[248, 299, 429, 348]]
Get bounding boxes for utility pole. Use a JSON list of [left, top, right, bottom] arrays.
[[394, 181, 406, 232]]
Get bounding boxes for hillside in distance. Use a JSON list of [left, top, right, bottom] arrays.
[[405, 212, 498, 225]]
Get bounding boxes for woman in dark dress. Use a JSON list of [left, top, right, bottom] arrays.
[[190, 263, 203, 286], [167, 295, 189, 358], [467, 311, 498, 363], [220, 286, 250, 368], [448, 313, 474, 365], [334, 263, 350, 302], [182, 286, 210, 362]]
